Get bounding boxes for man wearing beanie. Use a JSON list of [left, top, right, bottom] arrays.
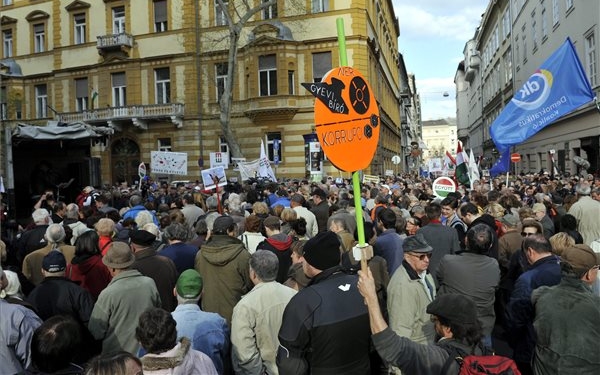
[[277, 231, 372, 374], [532, 244, 600, 374]]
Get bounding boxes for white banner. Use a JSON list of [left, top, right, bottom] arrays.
[[238, 159, 261, 181], [151, 151, 188, 175], [428, 158, 442, 173], [210, 152, 229, 169]]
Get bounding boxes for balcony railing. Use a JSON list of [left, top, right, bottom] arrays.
[[97, 33, 134, 54], [58, 103, 184, 129]]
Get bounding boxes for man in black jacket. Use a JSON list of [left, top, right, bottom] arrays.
[[277, 231, 372, 374], [26, 251, 94, 324]]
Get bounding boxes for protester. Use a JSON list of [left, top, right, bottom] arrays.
[[66, 230, 112, 300], [171, 269, 230, 375]]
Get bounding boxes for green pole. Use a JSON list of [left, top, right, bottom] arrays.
[[336, 18, 366, 246]]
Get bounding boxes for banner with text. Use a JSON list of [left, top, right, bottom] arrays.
[[151, 151, 188, 175]]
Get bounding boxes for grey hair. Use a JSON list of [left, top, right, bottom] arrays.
[[129, 194, 143, 207], [206, 196, 218, 210], [135, 211, 155, 228], [576, 183, 592, 196], [249, 250, 279, 282], [65, 203, 79, 220], [45, 223, 66, 244], [163, 222, 190, 241], [227, 193, 242, 213], [32, 208, 51, 224]]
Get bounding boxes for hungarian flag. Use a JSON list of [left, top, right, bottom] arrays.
[[455, 141, 470, 186]]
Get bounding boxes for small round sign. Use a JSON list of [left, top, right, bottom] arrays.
[[510, 153, 521, 163], [303, 67, 379, 172], [391, 155, 401, 165], [432, 177, 456, 199]]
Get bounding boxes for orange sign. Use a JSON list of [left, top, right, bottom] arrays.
[[302, 67, 379, 172]]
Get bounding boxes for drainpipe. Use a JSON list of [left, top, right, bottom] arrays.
[[194, 0, 204, 171]]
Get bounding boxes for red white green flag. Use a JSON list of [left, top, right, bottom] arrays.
[[455, 141, 470, 186]]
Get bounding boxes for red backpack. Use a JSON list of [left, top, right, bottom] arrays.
[[440, 344, 521, 375]]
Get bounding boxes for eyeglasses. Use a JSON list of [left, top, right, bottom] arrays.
[[408, 252, 433, 261], [521, 231, 537, 236]]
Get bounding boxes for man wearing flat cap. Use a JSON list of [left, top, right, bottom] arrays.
[[88, 242, 161, 355], [194, 215, 252, 323], [277, 231, 372, 374], [386, 234, 437, 373], [532, 244, 600, 374], [358, 269, 489, 374], [130, 229, 178, 312]]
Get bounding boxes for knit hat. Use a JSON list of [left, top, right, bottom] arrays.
[[403, 234, 432, 253], [303, 231, 341, 270], [102, 242, 135, 269], [500, 214, 519, 227], [426, 294, 478, 325], [212, 215, 234, 233], [42, 251, 67, 273], [561, 244, 600, 274], [129, 230, 156, 246], [176, 269, 203, 299]]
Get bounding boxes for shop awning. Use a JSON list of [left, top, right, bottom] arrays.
[[12, 121, 114, 140]]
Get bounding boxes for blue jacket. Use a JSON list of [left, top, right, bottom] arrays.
[[374, 229, 404, 277], [159, 243, 199, 275], [171, 304, 230, 375], [122, 205, 159, 226], [505, 254, 561, 363]]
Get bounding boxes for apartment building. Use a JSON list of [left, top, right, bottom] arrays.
[[456, 0, 599, 174], [0, 0, 403, 213]]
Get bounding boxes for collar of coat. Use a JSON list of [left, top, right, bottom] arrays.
[[141, 337, 191, 371]]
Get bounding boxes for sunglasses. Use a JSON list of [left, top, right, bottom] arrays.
[[408, 252, 433, 261], [521, 232, 537, 236]]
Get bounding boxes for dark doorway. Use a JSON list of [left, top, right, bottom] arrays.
[[111, 137, 140, 186]]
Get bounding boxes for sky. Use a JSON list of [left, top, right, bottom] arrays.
[[392, 0, 490, 120]]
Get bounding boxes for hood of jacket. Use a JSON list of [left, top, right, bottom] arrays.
[[72, 254, 104, 274], [266, 233, 293, 251], [200, 235, 246, 266], [141, 338, 190, 371]]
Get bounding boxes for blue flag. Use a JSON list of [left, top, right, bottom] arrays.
[[489, 149, 510, 177], [490, 38, 595, 153]]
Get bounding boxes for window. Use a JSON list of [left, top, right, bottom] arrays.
[[34, 23, 45, 53], [522, 25, 527, 63], [2, 0, 13, 5], [312, 0, 328, 13], [532, 12, 537, 50], [312, 51, 331, 82], [0, 86, 6, 120], [154, 0, 167, 32], [219, 136, 231, 164], [113, 7, 125, 34], [2, 29, 12, 58], [288, 70, 295, 95], [74, 13, 86, 44], [75, 78, 88, 111], [515, 35, 520, 69], [215, 62, 228, 101], [504, 49, 512, 84], [35, 84, 48, 118], [155, 68, 170, 104], [502, 11, 510, 39], [262, 0, 277, 20], [585, 33, 597, 87], [157, 138, 172, 152], [111, 72, 126, 107], [565, 0, 573, 11], [552, 0, 559, 26], [259, 54, 277, 96], [215, 0, 228, 26], [541, 7, 548, 38], [266, 132, 281, 163]]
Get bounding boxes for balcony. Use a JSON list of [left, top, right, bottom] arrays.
[[57, 103, 184, 130], [97, 33, 134, 56], [241, 96, 299, 123]]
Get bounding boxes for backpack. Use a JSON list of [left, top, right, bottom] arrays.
[[440, 343, 521, 375]]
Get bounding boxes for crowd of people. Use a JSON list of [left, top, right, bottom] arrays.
[[0, 171, 599, 375]]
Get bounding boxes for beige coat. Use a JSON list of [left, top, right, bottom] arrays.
[[22, 243, 75, 285]]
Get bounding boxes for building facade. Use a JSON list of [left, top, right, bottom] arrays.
[[0, 0, 403, 205], [421, 118, 457, 164], [456, 0, 599, 175]]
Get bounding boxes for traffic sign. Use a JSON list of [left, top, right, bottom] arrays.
[[302, 66, 380, 172], [511, 153, 521, 163]]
